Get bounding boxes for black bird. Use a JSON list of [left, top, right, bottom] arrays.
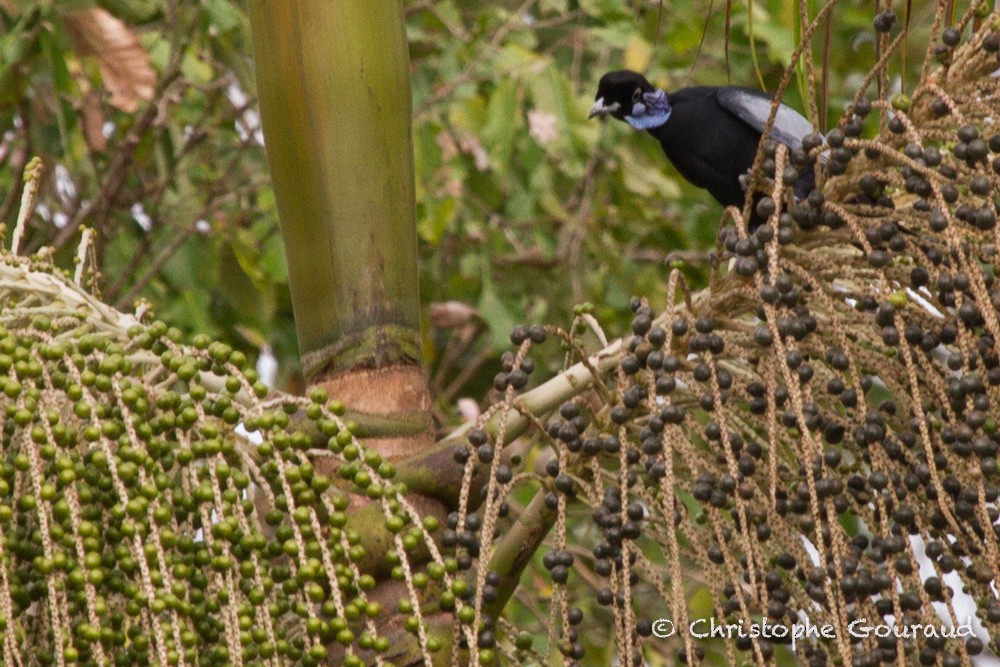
[[589, 70, 819, 227]]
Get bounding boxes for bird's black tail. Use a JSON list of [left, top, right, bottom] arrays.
[[792, 164, 816, 201]]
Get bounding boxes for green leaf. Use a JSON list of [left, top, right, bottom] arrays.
[[181, 50, 214, 84], [525, 63, 583, 177], [143, 33, 171, 70], [481, 79, 520, 174], [259, 233, 288, 283], [621, 154, 681, 199], [539, 0, 568, 13], [449, 95, 487, 133], [203, 0, 244, 34], [530, 163, 569, 220], [578, 0, 630, 19], [733, 5, 796, 65], [218, 241, 275, 323], [0, 9, 40, 105], [587, 23, 637, 50], [418, 197, 456, 245], [161, 282, 215, 336], [413, 123, 442, 202], [478, 271, 518, 351], [97, 0, 162, 24], [492, 43, 541, 73], [40, 28, 73, 94]]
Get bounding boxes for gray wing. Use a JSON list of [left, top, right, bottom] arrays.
[[717, 87, 817, 149]]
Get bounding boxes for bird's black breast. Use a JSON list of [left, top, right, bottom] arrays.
[[646, 87, 766, 209]]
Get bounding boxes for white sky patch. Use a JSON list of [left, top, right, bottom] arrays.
[[234, 422, 264, 446], [227, 80, 264, 146], [227, 79, 248, 107], [910, 535, 1000, 666], [801, 536, 822, 566], [130, 202, 153, 232], [792, 528, 998, 665], [55, 163, 77, 205], [53, 212, 68, 229], [852, 32, 875, 52], [102, 121, 115, 138], [906, 286, 944, 319], [195, 219, 212, 235], [256, 344, 278, 389]]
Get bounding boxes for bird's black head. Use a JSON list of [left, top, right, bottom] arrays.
[[589, 70, 672, 130]]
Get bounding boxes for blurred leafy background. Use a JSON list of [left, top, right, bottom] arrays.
[[0, 2, 971, 664], [0, 0, 933, 418]]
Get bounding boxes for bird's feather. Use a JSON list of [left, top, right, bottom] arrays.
[[716, 87, 816, 150]]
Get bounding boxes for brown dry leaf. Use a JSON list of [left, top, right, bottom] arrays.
[[79, 89, 107, 152], [64, 8, 155, 113], [429, 301, 480, 329]]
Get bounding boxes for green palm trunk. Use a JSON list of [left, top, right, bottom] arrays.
[[249, 0, 431, 458], [249, 0, 421, 379]]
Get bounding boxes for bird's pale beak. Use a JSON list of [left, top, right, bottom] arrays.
[[589, 97, 620, 119]]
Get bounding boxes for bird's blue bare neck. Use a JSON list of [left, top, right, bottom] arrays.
[[625, 89, 672, 130]]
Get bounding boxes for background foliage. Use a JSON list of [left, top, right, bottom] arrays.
[[6, 3, 1000, 667], [0, 0, 933, 411]]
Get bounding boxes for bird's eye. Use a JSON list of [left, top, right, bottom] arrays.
[[632, 88, 642, 103]]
